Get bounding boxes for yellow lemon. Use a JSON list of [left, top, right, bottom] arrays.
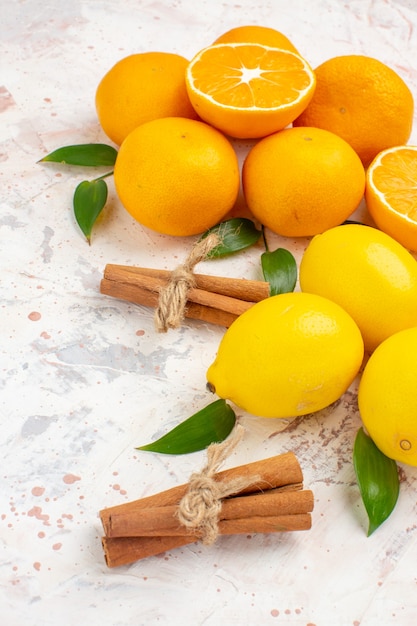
[[358, 327, 417, 466], [206, 292, 364, 418], [299, 224, 417, 353]]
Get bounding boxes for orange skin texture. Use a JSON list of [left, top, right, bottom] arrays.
[[293, 54, 414, 166], [95, 52, 199, 146], [242, 126, 365, 237], [113, 117, 240, 237], [213, 25, 300, 54]]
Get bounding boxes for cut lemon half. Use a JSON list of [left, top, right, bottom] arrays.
[[185, 43, 316, 139], [366, 145, 417, 253]]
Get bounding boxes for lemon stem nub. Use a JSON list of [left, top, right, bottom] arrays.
[[206, 382, 216, 394], [400, 439, 412, 451]]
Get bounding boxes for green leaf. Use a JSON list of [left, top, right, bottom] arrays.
[[73, 179, 108, 243], [353, 427, 400, 536], [261, 247, 297, 296], [200, 218, 262, 258], [39, 143, 118, 167], [137, 399, 236, 454]]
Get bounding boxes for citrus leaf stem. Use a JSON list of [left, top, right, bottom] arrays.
[[261, 224, 269, 252]]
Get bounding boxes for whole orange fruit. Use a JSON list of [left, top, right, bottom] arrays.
[[113, 117, 240, 237], [242, 126, 365, 237], [185, 43, 315, 139], [293, 55, 414, 166], [212, 25, 299, 54], [365, 145, 417, 253], [95, 52, 198, 146]]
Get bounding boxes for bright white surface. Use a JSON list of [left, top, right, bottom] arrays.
[[2, 1, 417, 624]]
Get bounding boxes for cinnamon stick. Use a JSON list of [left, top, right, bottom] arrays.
[[102, 535, 196, 568], [217, 514, 312, 534], [100, 278, 239, 327], [104, 264, 270, 302], [100, 264, 271, 327], [100, 452, 304, 536], [106, 488, 314, 537], [100, 274, 253, 316], [101, 512, 312, 568], [99, 452, 311, 567]]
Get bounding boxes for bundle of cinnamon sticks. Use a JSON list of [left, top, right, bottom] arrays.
[[100, 263, 271, 327], [100, 451, 314, 568]]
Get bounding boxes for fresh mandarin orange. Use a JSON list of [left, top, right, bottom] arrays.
[[185, 43, 316, 139], [365, 145, 417, 253], [113, 117, 240, 237], [293, 55, 414, 166], [95, 52, 198, 146], [212, 25, 299, 54], [242, 126, 365, 237]]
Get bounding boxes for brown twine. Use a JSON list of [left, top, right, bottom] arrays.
[[154, 233, 220, 332], [176, 425, 260, 545]]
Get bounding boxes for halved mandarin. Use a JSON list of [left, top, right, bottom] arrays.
[[366, 145, 417, 253], [185, 43, 316, 139]]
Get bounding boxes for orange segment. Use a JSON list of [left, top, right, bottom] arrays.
[[185, 43, 316, 138], [365, 146, 417, 253]]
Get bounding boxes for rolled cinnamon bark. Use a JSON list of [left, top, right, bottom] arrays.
[[100, 263, 271, 327], [100, 452, 304, 536], [106, 489, 314, 537], [100, 278, 240, 327], [101, 513, 312, 568], [103, 264, 270, 301], [102, 535, 197, 568], [99, 452, 312, 567]]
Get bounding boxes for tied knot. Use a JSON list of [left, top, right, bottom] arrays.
[[176, 425, 260, 545], [154, 233, 219, 332], [177, 473, 223, 538]]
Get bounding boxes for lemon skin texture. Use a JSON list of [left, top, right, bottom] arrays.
[[299, 224, 417, 353], [358, 327, 417, 466], [206, 292, 364, 418]]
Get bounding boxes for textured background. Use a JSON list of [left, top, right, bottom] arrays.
[[1, 1, 417, 624]]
